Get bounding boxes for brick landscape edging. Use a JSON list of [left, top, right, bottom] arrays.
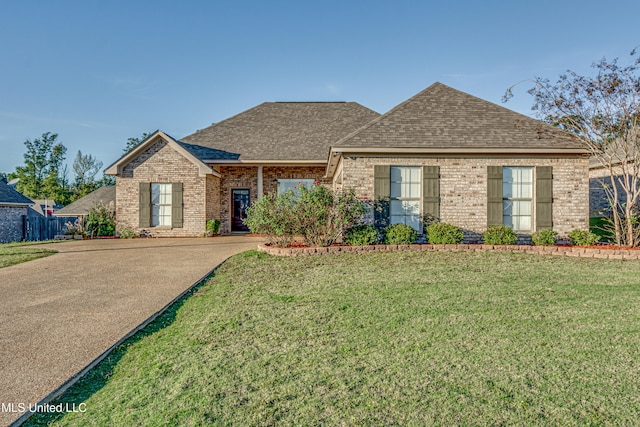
[[257, 243, 640, 260]]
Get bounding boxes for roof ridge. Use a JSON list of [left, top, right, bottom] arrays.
[[331, 82, 443, 147], [332, 82, 579, 148]]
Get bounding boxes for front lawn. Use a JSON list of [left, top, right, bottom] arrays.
[[28, 251, 640, 426], [0, 241, 58, 268]]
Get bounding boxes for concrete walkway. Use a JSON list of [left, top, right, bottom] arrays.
[[0, 236, 263, 426]]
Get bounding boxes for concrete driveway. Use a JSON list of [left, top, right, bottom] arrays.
[[0, 236, 263, 426]]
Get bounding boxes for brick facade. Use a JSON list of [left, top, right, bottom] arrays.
[[218, 166, 327, 234], [340, 156, 589, 241], [113, 140, 590, 239], [116, 138, 214, 237], [0, 206, 27, 243]]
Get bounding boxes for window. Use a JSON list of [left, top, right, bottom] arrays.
[[503, 167, 532, 231], [277, 179, 315, 197], [151, 183, 172, 227], [390, 166, 421, 231]]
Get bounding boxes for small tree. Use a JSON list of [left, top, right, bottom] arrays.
[[505, 49, 640, 246]]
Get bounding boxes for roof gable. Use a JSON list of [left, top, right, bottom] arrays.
[[333, 82, 584, 151], [0, 182, 33, 206], [181, 102, 380, 162], [105, 131, 218, 177]]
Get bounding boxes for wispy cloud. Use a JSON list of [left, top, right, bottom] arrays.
[[325, 83, 341, 97], [110, 77, 159, 100], [0, 111, 102, 128]]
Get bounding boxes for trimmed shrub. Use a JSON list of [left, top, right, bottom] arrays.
[[86, 203, 116, 237], [568, 229, 601, 246], [483, 225, 518, 245], [345, 224, 379, 246], [384, 224, 418, 245], [426, 222, 464, 244], [244, 191, 297, 247], [531, 229, 558, 246]]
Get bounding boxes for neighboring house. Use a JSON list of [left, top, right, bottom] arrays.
[[54, 185, 116, 223], [29, 200, 62, 217], [0, 182, 32, 243], [106, 83, 590, 240]]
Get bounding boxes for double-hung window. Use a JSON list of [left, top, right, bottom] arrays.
[[390, 166, 421, 231], [151, 183, 172, 227], [502, 167, 532, 231]]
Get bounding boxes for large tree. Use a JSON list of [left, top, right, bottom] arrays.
[[9, 132, 69, 202], [505, 49, 640, 246]]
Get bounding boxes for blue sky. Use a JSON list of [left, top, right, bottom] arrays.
[[1, 0, 638, 175]]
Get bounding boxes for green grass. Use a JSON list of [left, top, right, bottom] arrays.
[[0, 241, 58, 268], [27, 251, 640, 426]]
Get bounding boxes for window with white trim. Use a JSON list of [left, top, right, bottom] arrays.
[[277, 179, 315, 197], [390, 166, 421, 231], [503, 167, 532, 231], [151, 183, 172, 227]]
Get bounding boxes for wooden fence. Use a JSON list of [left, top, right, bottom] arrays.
[[23, 213, 70, 241]]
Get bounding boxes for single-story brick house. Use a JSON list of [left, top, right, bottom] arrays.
[[0, 182, 33, 243], [106, 83, 590, 240]]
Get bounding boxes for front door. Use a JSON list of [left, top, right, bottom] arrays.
[[231, 189, 250, 232]]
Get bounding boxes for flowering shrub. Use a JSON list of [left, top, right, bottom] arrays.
[[244, 183, 365, 247], [294, 183, 365, 247], [244, 191, 297, 247], [426, 222, 464, 244], [63, 219, 85, 237], [383, 223, 418, 244], [345, 224, 379, 246], [531, 229, 558, 246], [86, 203, 116, 237], [483, 225, 518, 245], [568, 229, 600, 246]]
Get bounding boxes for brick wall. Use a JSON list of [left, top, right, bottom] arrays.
[[0, 206, 26, 242], [116, 138, 210, 237], [341, 156, 589, 241]]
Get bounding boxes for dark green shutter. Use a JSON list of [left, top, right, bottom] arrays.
[[139, 182, 151, 228], [374, 165, 390, 227], [536, 166, 553, 229], [422, 166, 440, 220], [171, 182, 183, 228], [487, 166, 503, 227]]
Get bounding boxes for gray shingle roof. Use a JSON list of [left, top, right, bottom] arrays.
[[181, 102, 380, 161], [55, 186, 116, 217], [0, 183, 32, 205], [333, 82, 584, 150]]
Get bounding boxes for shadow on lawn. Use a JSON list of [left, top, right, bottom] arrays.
[[22, 278, 210, 427]]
